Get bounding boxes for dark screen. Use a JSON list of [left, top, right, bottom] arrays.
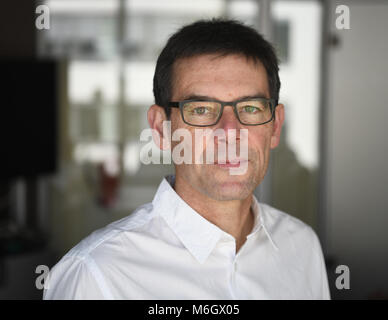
[[0, 60, 58, 180]]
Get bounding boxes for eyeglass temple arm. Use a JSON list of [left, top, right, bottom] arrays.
[[169, 102, 180, 108]]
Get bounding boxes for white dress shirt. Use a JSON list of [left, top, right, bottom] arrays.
[[43, 174, 330, 300]]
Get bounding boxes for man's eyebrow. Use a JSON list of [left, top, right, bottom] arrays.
[[179, 93, 268, 101]]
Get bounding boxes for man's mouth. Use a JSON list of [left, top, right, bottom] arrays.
[[215, 159, 249, 168]]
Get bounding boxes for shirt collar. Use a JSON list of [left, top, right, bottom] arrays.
[[152, 174, 278, 264]]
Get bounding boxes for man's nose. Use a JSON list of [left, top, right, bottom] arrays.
[[217, 105, 240, 131], [215, 105, 241, 144]]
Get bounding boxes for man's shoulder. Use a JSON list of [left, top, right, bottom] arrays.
[[259, 202, 319, 243], [63, 202, 155, 260], [44, 202, 159, 299]]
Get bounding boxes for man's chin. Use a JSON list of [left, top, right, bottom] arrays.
[[199, 170, 255, 201], [212, 183, 250, 200], [211, 163, 251, 181]]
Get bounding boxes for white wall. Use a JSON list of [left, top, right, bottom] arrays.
[[325, 0, 388, 299]]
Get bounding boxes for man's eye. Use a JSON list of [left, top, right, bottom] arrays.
[[193, 107, 208, 115], [242, 106, 259, 113]]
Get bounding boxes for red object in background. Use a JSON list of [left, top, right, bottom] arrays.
[[98, 163, 119, 208]]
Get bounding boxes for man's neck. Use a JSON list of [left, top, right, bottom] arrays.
[[173, 175, 255, 253]]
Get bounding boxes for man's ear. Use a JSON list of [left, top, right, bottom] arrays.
[[270, 103, 285, 149], [147, 104, 170, 150]]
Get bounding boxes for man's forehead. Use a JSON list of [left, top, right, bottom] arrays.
[[173, 53, 262, 72], [179, 92, 268, 101], [171, 53, 269, 100]]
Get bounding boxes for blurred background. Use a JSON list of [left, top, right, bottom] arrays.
[[0, 0, 387, 299]]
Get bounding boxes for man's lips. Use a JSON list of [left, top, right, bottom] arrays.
[[214, 160, 249, 168]]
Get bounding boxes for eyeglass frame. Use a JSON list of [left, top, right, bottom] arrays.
[[168, 97, 278, 127]]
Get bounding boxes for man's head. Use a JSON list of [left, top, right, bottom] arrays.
[[153, 19, 281, 119], [148, 18, 284, 201]]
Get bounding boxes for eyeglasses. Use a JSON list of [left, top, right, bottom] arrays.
[[169, 97, 277, 127]]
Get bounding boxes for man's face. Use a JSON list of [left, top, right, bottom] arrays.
[[169, 53, 284, 201]]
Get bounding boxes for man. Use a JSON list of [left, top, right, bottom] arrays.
[[44, 19, 330, 299]]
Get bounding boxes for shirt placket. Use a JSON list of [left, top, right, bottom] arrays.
[[221, 232, 255, 300], [218, 234, 239, 299]]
